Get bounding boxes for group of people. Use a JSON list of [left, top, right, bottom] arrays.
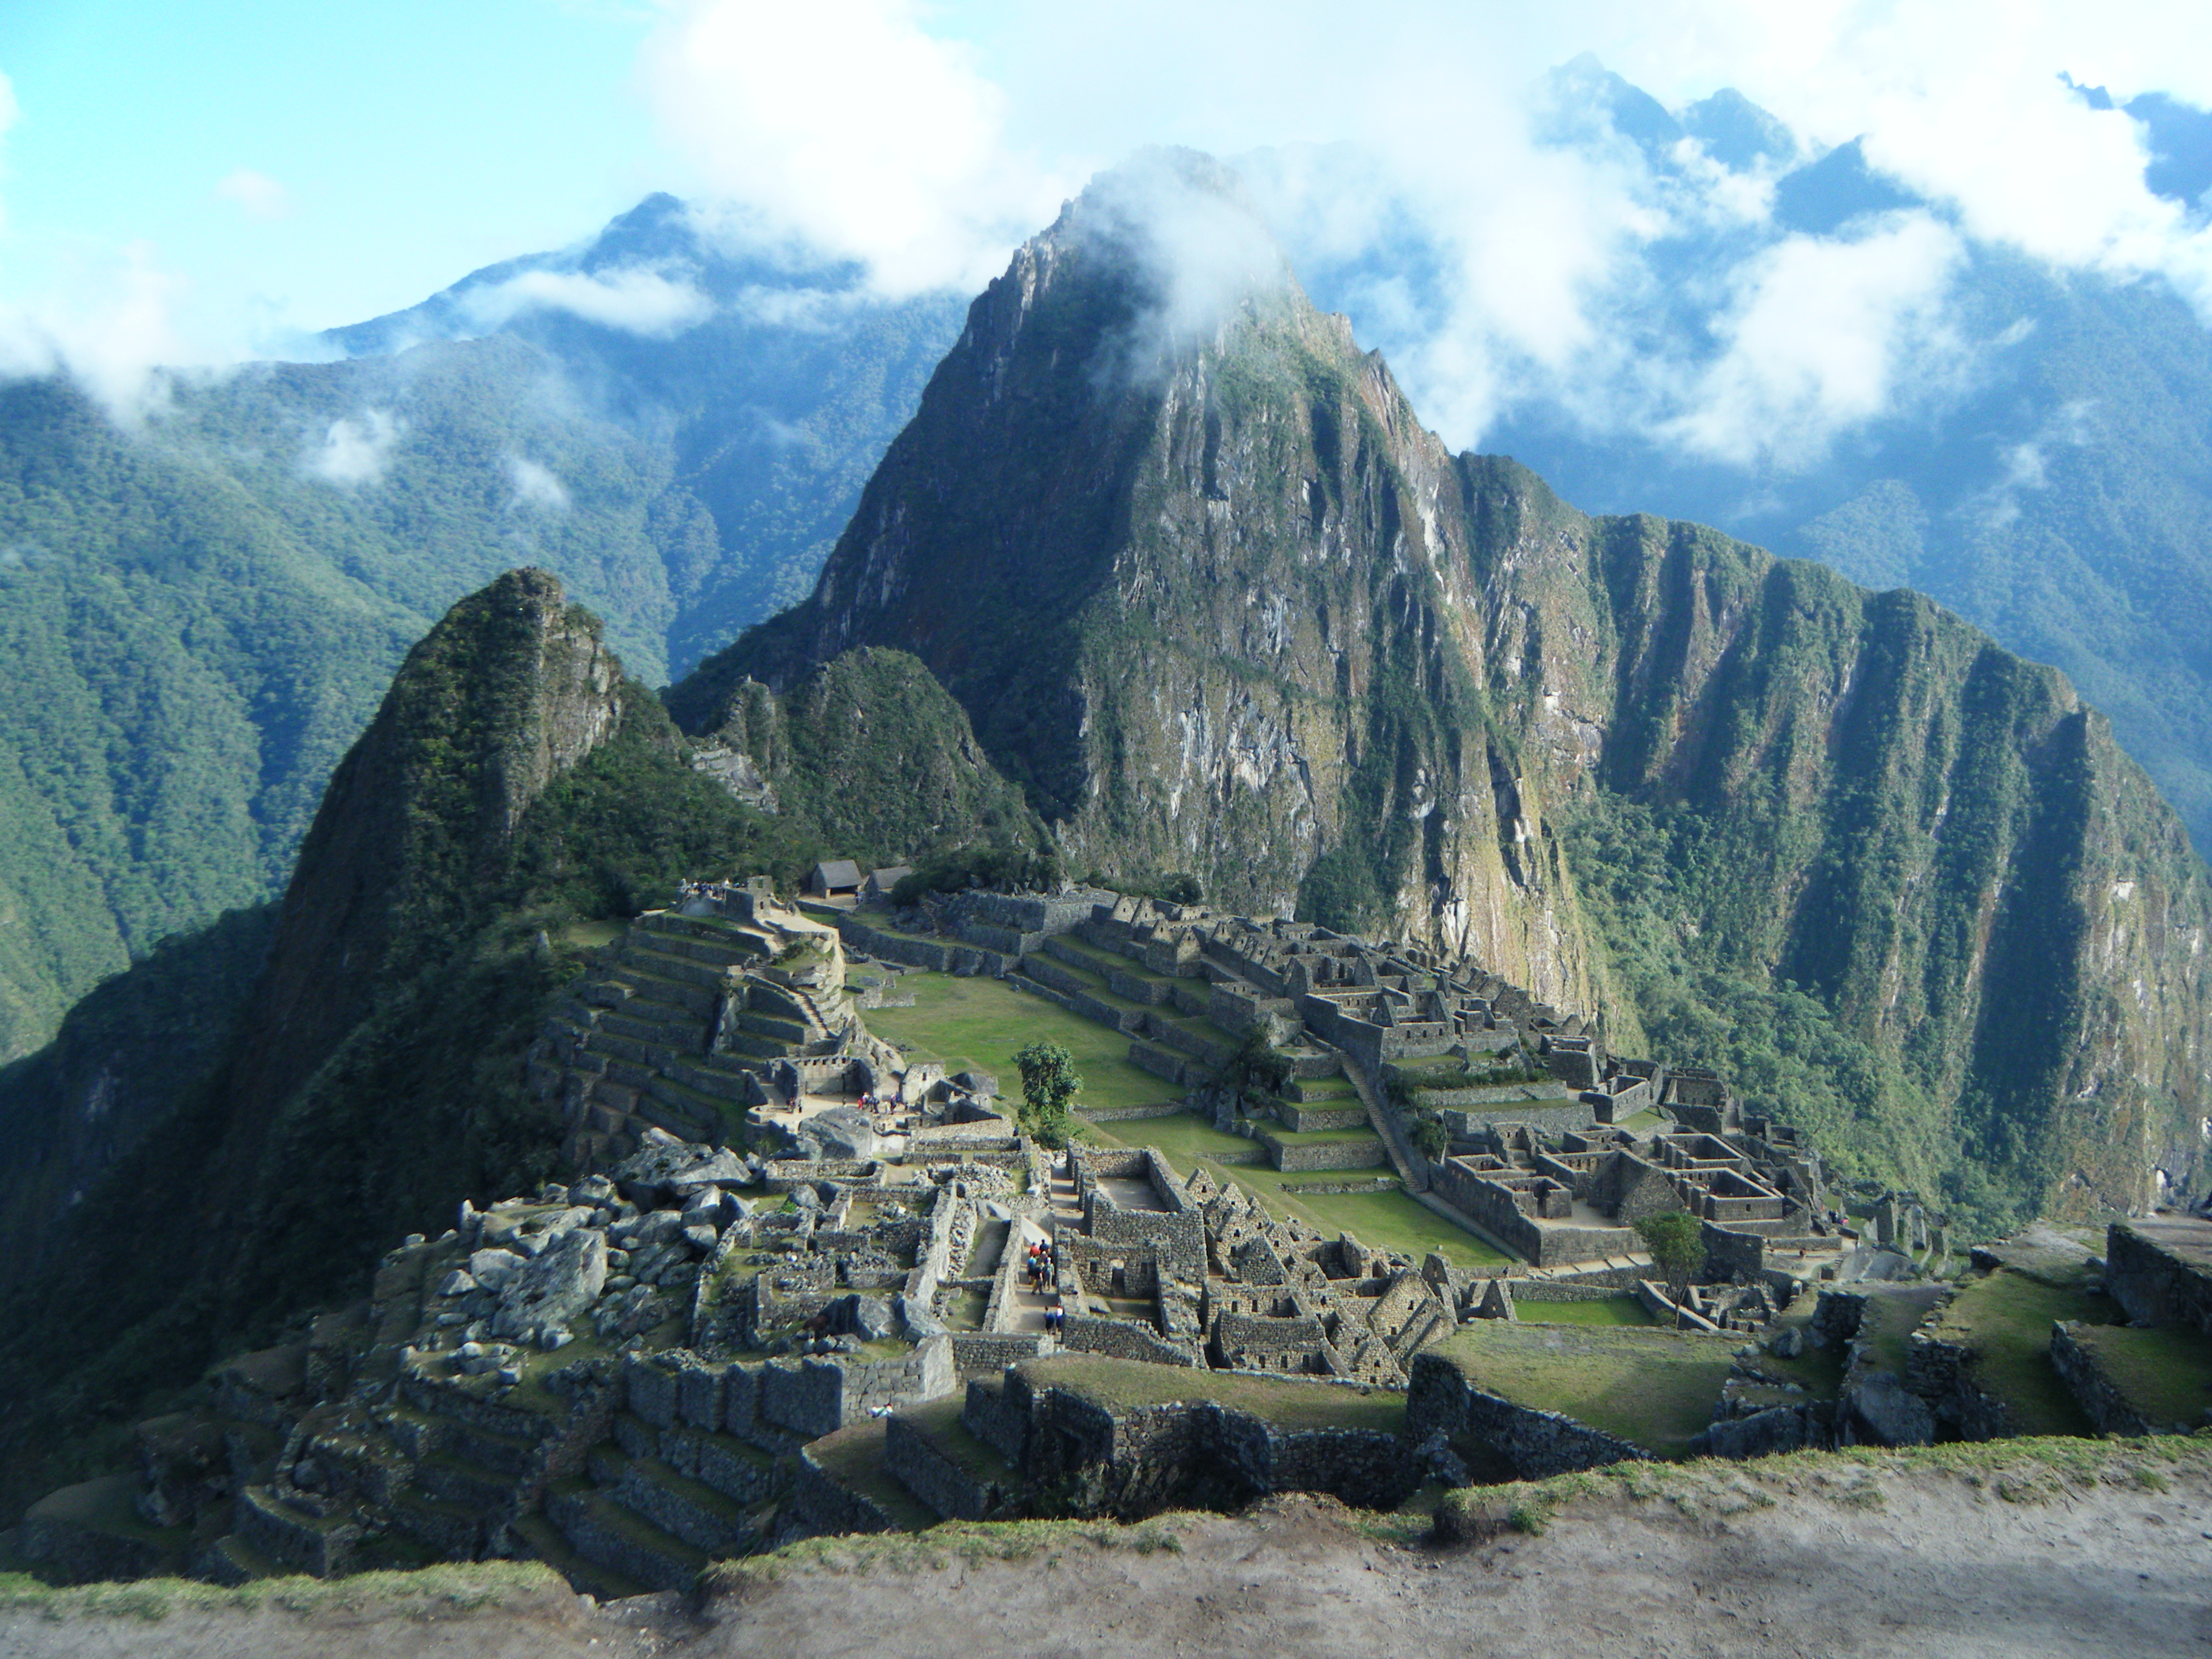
[[1025, 1238, 1056, 1290]]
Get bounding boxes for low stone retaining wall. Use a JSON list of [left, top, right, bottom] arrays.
[[885, 1415, 1017, 1521], [1261, 1130, 1388, 1173], [951, 1332, 1045, 1373], [1276, 1176, 1399, 1196], [1059, 1316, 1200, 1367], [1403, 1352, 1651, 1478], [2050, 1322, 2169, 1435], [1076, 1101, 1186, 1122]]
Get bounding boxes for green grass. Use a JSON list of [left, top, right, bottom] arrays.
[[1261, 1126, 1387, 1147], [1515, 1295, 1658, 1327], [1020, 1355, 1406, 1433], [1427, 1322, 1738, 1458], [893, 1397, 1019, 1485], [2060, 1322, 2212, 1432], [1082, 1111, 1255, 1167], [1927, 1269, 2118, 1436], [0, 1561, 569, 1620], [864, 972, 1167, 1113], [1048, 937, 1177, 989], [1858, 1285, 1948, 1377], [1183, 1159, 1515, 1267]]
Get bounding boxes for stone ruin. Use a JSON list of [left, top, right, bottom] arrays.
[[16, 876, 1994, 1592]]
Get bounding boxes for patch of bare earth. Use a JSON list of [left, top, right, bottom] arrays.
[[7, 1454, 2211, 1658]]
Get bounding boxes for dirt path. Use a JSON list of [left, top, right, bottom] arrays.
[[8, 1456, 2207, 1658]]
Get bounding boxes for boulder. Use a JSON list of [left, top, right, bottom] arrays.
[[802, 1106, 880, 1161], [952, 1069, 999, 1099], [851, 1295, 897, 1341], [611, 1138, 749, 1204], [1839, 1369, 1935, 1447], [491, 1228, 608, 1341], [469, 1249, 525, 1291], [1769, 1326, 1806, 1359], [1692, 1406, 1809, 1460], [436, 1269, 477, 1299]]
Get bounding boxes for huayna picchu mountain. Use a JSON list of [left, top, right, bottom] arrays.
[[0, 566, 1062, 1512], [678, 150, 2212, 1225]]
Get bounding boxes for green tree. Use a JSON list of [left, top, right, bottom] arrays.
[[1409, 1111, 1452, 1161], [1012, 1041, 1082, 1147], [1634, 1211, 1705, 1293]]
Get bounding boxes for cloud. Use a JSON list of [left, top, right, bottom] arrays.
[[1657, 213, 1968, 468], [215, 169, 290, 221], [504, 454, 571, 510], [635, 1, 2212, 470], [457, 266, 713, 336], [0, 246, 200, 424], [303, 410, 403, 487], [639, 0, 1071, 295]]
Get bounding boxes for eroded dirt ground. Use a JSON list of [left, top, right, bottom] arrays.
[[6, 1467, 2210, 1659]]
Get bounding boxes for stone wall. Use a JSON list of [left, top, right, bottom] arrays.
[[884, 1414, 1018, 1521], [1262, 1132, 1388, 1173], [793, 1439, 901, 1536], [2106, 1220, 2212, 1336], [1058, 1315, 1200, 1367], [2048, 1322, 2160, 1436], [951, 1333, 1045, 1373], [1701, 1220, 1767, 1281], [1403, 1353, 1651, 1478]]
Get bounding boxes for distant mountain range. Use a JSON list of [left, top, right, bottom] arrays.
[[4, 144, 2210, 1510], [4, 64, 2212, 1236]]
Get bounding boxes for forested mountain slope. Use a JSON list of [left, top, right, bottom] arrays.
[[0, 196, 964, 1061], [686, 152, 2212, 1228]]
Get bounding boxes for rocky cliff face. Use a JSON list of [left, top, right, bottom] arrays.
[[684, 153, 2212, 1217]]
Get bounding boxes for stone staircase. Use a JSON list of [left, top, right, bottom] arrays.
[[793, 1393, 1021, 1533], [534, 909, 850, 1162]]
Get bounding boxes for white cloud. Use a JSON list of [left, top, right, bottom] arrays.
[[0, 245, 199, 424], [639, 0, 1071, 295], [1659, 213, 1968, 468], [635, 1, 2212, 468], [458, 266, 713, 336], [215, 169, 290, 221], [504, 454, 571, 510], [304, 410, 403, 487]]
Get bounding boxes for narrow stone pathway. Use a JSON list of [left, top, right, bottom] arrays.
[[1005, 1155, 1085, 1335]]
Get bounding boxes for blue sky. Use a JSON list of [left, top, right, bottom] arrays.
[[5, 1, 2212, 452], [0, 0, 666, 346]]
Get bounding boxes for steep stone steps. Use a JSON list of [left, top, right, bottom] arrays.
[[883, 1396, 1021, 1521], [588, 1445, 760, 1555], [611, 1412, 779, 1506], [597, 1009, 705, 1048], [386, 1484, 489, 1558], [192, 1532, 285, 1586], [544, 1477, 708, 1593], [794, 1419, 938, 1535], [600, 970, 721, 1019], [407, 1450, 512, 1511], [619, 946, 744, 991], [509, 1510, 651, 1603]]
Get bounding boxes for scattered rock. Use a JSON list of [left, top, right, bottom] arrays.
[[436, 1269, 477, 1299], [490, 1228, 608, 1342], [1769, 1326, 1806, 1358]]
